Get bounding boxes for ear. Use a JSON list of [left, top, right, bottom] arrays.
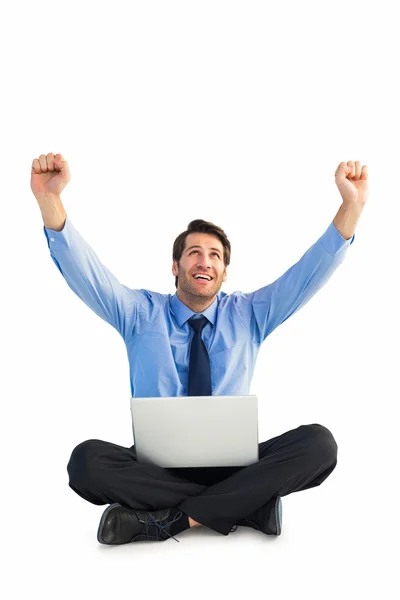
[[222, 268, 227, 282], [172, 261, 179, 277]]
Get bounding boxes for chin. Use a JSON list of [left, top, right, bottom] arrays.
[[199, 287, 219, 298], [179, 278, 221, 298]]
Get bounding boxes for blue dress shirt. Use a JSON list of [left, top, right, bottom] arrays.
[[43, 218, 354, 397]]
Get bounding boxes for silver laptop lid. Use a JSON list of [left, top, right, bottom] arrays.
[[130, 395, 258, 468]]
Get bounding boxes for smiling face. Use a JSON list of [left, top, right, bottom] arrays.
[[172, 232, 227, 311]]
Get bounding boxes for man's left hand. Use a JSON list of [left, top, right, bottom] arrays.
[[335, 160, 369, 206]]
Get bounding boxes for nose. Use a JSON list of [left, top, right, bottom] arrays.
[[196, 256, 212, 271]]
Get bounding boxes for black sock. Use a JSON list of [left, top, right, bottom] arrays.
[[168, 510, 190, 537]]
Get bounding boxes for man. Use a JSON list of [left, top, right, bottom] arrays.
[[31, 153, 369, 545]]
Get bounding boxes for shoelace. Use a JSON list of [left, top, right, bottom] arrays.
[[141, 510, 184, 543]]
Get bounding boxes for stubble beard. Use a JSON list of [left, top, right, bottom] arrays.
[[178, 269, 222, 303]]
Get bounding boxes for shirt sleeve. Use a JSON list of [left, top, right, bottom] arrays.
[[43, 216, 141, 339], [233, 221, 355, 344]]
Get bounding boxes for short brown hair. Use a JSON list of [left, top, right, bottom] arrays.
[[172, 219, 231, 288]]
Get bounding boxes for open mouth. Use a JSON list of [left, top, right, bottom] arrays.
[[193, 274, 213, 283]]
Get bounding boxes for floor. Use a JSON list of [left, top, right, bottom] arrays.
[[6, 481, 396, 600]]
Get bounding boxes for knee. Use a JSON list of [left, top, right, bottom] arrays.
[[67, 439, 104, 489], [300, 424, 338, 465]]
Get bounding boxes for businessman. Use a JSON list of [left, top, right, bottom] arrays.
[[31, 153, 368, 545]]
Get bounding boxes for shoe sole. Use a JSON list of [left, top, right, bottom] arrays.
[[275, 496, 282, 536], [97, 503, 122, 544]]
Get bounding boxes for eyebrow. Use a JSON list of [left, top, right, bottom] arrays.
[[186, 245, 222, 254]]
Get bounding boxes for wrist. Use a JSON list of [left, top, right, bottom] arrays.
[[35, 192, 61, 203]]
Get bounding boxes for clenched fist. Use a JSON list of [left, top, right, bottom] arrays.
[[31, 153, 71, 199], [334, 160, 369, 206]]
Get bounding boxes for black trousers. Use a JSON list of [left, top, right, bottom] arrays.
[[67, 423, 337, 535]]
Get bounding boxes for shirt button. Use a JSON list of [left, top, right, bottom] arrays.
[[50, 238, 54, 242]]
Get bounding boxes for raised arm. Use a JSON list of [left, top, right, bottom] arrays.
[[234, 160, 369, 344], [31, 153, 140, 339]]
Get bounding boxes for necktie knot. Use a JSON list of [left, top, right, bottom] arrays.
[[188, 315, 208, 334]]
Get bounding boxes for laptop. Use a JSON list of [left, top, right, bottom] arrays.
[[130, 395, 259, 468]]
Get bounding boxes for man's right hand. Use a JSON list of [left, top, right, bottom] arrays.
[[31, 153, 71, 200]]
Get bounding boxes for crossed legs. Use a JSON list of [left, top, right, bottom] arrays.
[[67, 423, 337, 535]]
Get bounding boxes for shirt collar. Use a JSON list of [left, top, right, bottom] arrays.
[[170, 292, 219, 327]]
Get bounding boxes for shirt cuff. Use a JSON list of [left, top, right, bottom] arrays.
[[43, 215, 74, 250], [318, 221, 355, 256]]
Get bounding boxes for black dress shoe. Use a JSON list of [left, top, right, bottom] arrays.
[[97, 504, 185, 544], [238, 496, 282, 536]]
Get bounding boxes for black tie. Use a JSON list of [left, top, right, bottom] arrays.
[[187, 315, 212, 396]]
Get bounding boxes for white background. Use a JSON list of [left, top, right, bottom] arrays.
[[1, 1, 399, 598]]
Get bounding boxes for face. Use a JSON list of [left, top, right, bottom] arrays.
[[172, 232, 227, 301]]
